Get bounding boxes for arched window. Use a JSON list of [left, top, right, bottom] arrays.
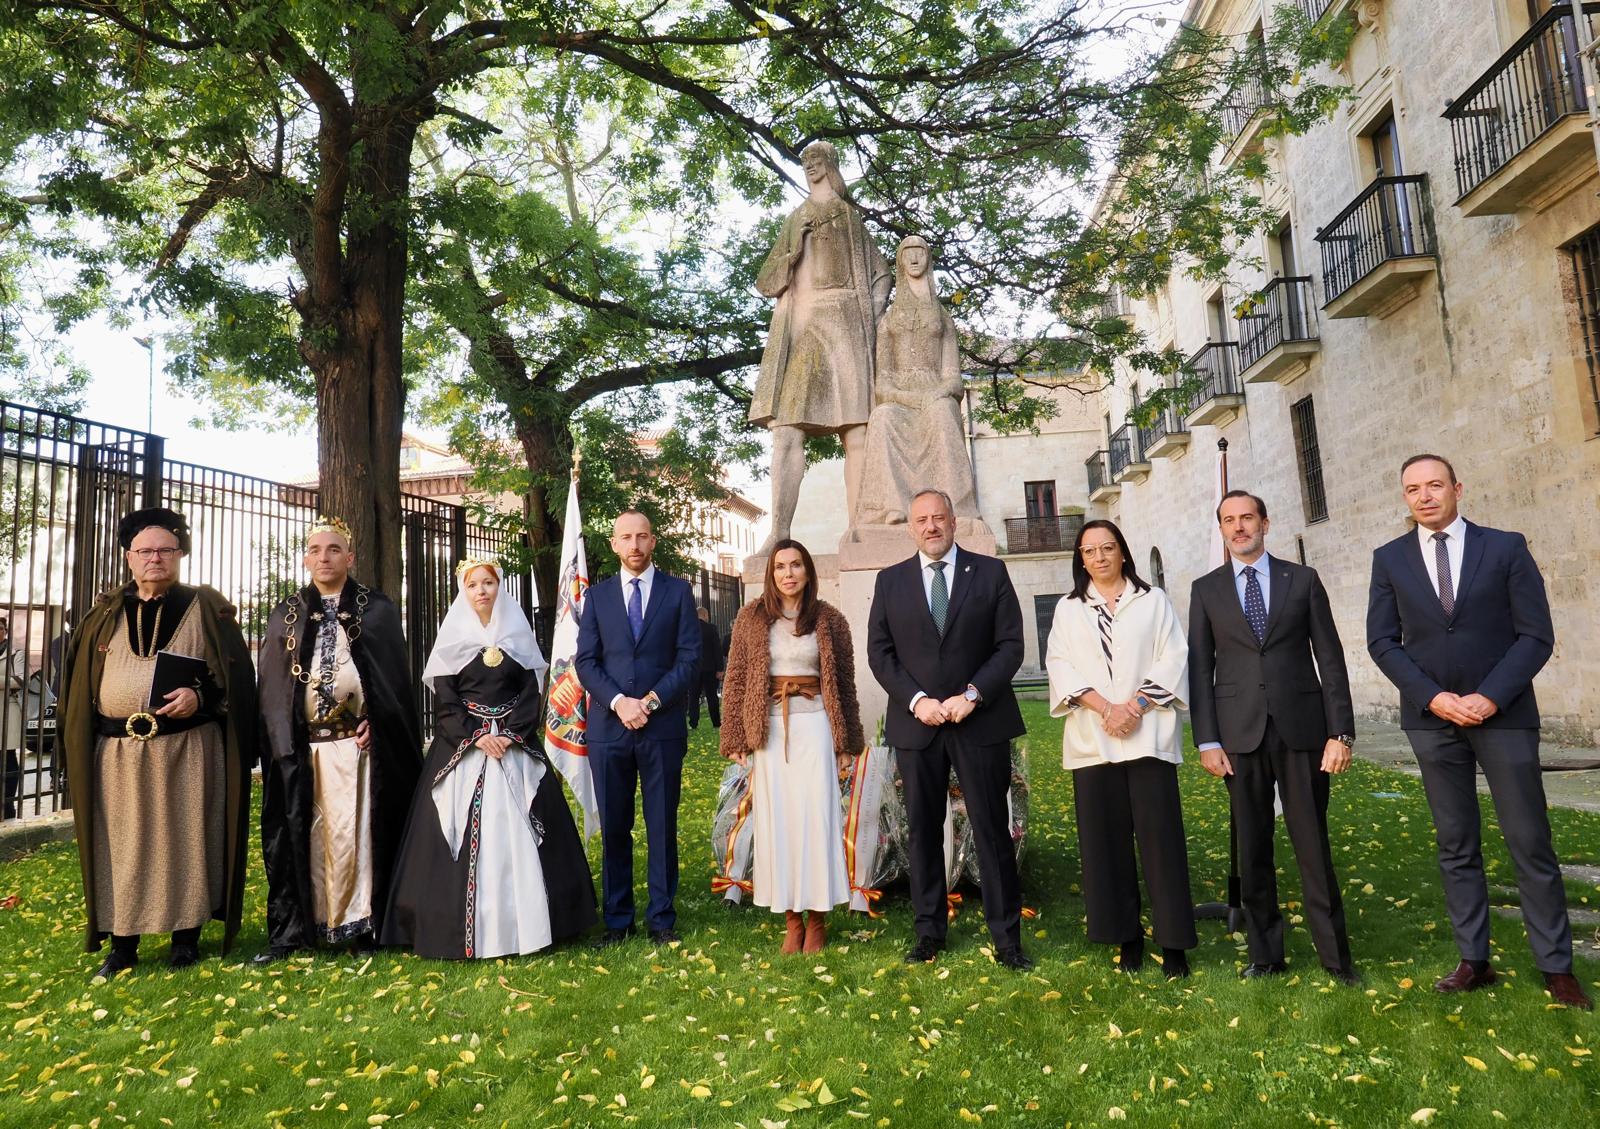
[[1149, 547, 1166, 590]]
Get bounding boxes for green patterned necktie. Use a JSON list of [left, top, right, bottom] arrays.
[[929, 560, 949, 637]]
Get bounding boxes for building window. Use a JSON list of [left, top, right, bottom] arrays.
[[1289, 395, 1329, 524], [1567, 223, 1600, 434], [1034, 594, 1064, 670], [1023, 480, 1056, 519], [1149, 547, 1166, 590]]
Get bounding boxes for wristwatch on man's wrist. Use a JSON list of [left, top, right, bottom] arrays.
[[643, 691, 661, 714], [963, 683, 981, 705], [1332, 733, 1355, 749]]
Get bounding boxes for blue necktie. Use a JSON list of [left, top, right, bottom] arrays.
[[1243, 565, 1268, 643], [627, 577, 644, 640]]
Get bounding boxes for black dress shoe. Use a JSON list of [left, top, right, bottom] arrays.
[[250, 946, 298, 965], [647, 928, 681, 945], [1240, 961, 1288, 979], [1118, 939, 1145, 973], [1161, 948, 1191, 979], [591, 926, 637, 950], [92, 950, 137, 981], [1325, 965, 1362, 986], [903, 937, 945, 964], [994, 946, 1034, 971], [168, 943, 201, 969]]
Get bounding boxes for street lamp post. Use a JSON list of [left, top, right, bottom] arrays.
[[133, 335, 154, 433]]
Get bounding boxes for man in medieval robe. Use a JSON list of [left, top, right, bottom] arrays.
[[59, 507, 258, 979], [752, 140, 892, 547], [254, 516, 421, 962]]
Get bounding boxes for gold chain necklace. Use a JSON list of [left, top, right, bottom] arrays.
[[134, 599, 164, 660], [285, 585, 370, 684]]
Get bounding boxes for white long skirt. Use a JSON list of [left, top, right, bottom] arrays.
[[432, 741, 553, 959], [750, 709, 850, 913]]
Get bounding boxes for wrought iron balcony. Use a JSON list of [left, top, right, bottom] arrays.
[[1181, 341, 1246, 426], [1238, 276, 1320, 384], [1297, 0, 1341, 24], [1315, 175, 1438, 317], [1443, 4, 1600, 214], [1220, 53, 1273, 143], [1003, 514, 1086, 555], [1109, 423, 1150, 483], [1138, 402, 1190, 459], [1086, 449, 1118, 501]]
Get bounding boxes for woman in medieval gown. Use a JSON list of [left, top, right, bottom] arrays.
[[382, 562, 596, 958]]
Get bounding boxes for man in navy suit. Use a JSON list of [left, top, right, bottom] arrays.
[[575, 510, 700, 947], [867, 489, 1031, 970], [1367, 454, 1589, 1010]]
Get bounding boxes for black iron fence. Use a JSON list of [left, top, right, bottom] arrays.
[[1315, 175, 1437, 304], [0, 399, 740, 820], [1138, 402, 1189, 451], [1239, 277, 1319, 372], [1298, 0, 1340, 24], [1085, 449, 1111, 495], [1002, 514, 1085, 555], [1443, 5, 1599, 200]]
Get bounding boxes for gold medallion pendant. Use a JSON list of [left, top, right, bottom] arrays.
[[482, 645, 504, 668]]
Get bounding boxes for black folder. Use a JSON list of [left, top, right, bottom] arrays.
[[148, 650, 210, 710]]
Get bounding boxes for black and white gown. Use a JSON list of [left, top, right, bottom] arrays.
[[382, 653, 596, 958]]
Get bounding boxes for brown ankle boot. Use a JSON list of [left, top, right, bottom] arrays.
[[803, 911, 827, 954], [781, 911, 805, 955]]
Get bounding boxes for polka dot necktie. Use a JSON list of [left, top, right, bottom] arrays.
[[1433, 532, 1454, 617], [929, 561, 949, 637], [1242, 565, 1268, 643]]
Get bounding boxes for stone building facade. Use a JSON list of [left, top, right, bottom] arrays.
[[1084, 0, 1600, 744]]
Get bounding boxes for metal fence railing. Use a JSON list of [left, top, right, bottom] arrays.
[[1239, 277, 1319, 372], [1085, 449, 1111, 495], [1315, 175, 1437, 304], [1181, 341, 1245, 414], [0, 399, 740, 821], [1298, 0, 1340, 24], [1443, 5, 1599, 200], [1108, 424, 1141, 479], [1220, 48, 1272, 140]]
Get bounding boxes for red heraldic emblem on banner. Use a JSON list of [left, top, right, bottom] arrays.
[[542, 474, 601, 838]]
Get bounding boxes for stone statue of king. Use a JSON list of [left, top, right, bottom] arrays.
[[750, 141, 892, 549]]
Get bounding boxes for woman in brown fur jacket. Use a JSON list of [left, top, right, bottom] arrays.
[[720, 539, 865, 954]]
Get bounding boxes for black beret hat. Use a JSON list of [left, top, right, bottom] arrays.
[[118, 506, 192, 553]]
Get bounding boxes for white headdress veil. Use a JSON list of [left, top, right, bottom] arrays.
[[421, 563, 548, 691]]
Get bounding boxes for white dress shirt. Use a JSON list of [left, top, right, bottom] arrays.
[[908, 545, 958, 712], [609, 562, 658, 711], [1416, 515, 1467, 600]]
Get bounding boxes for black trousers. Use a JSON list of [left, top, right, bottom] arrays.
[[688, 674, 720, 729], [1409, 725, 1572, 973], [2, 747, 18, 817], [111, 926, 201, 954], [1226, 720, 1351, 970], [1073, 758, 1197, 950], [899, 729, 1021, 948]]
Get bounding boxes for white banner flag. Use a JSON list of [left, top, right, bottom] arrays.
[[542, 474, 600, 838]]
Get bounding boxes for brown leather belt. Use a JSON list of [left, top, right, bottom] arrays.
[[307, 715, 364, 743], [769, 675, 822, 760]]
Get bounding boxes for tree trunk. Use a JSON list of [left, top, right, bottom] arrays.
[[304, 115, 417, 597], [516, 408, 572, 610]]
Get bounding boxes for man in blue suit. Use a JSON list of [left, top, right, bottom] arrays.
[[1367, 454, 1589, 1010], [575, 510, 700, 947]]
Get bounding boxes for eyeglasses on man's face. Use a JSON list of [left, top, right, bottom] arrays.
[[1079, 543, 1120, 559], [129, 548, 181, 560]]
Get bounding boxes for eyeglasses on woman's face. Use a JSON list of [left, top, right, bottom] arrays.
[[1078, 543, 1121, 559]]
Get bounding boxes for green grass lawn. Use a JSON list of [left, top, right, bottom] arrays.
[[2, 701, 1597, 1128]]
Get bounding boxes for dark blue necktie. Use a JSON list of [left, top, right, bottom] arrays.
[[1242, 565, 1268, 643], [627, 577, 644, 640]]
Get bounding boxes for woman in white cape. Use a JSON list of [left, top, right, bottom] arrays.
[[382, 561, 596, 958], [1045, 519, 1197, 978]]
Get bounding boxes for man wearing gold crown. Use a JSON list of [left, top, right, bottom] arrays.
[[253, 516, 421, 962], [58, 506, 258, 980]]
